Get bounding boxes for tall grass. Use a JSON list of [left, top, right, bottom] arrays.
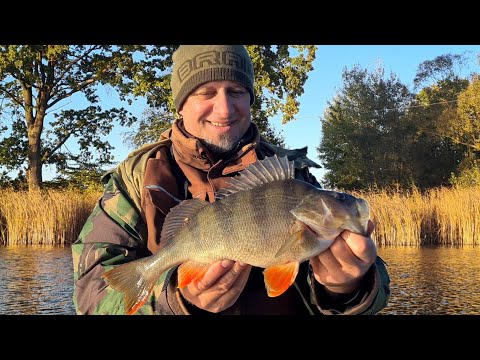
[[0, 189, 100, 246], [358, 186, 480, 246], [0, 186, 479, 246]]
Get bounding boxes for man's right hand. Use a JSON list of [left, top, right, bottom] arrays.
[[178, 260, 251, 313]]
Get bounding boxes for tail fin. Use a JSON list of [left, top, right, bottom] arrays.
[[102, 259, 157, 315]]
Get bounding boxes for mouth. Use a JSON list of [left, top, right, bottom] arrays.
[[302, 221, 344, 241], [207, 121, 233, 127]]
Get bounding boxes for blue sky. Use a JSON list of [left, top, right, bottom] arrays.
[[41, 45, 480, 182]]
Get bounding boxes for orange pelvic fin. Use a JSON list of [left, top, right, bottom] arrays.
[[263, 262, 300, 297], [177, 261, 209, 288]]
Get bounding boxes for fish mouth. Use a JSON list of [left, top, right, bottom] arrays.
[[301, 220, 345, 241]]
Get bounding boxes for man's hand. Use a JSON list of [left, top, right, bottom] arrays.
[[178, 260, 251, 313], [310, 219, 377, 295]]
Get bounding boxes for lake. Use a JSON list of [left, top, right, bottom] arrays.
[[1, 246, 479, 315]]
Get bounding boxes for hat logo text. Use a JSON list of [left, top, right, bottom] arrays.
[[177, 50, 251, 82]]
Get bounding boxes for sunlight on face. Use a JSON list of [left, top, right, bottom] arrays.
[[178, 80, 252, 154]]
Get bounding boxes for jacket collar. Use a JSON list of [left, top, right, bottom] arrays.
[[162, 118, 261, 172]]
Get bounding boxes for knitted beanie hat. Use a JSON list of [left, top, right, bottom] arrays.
[[171, 45, 255, 111]]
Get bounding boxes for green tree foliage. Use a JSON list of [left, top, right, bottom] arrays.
[[405, 53, 471, 188], [0, 45, 317, 190], [449, 165, 480, 187], [454, 75, 480, 151], [0, 45, 157, 191], [247, 45, 316, 145], [445, 75, 480, 187], [317, 64, 414, 190], [124, 107, 175, 148], [413, 53, 470, 89], [317, 52, 479, 191]]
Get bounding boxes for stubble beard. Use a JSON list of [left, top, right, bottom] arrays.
[[201, 133, 241, 155]]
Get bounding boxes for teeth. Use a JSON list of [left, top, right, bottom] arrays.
[[210, 122, 230, 127]]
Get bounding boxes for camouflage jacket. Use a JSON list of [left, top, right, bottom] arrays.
[[72, 120, 390, 315]]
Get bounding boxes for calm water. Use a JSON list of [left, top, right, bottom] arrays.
[[377, 246, 480, 315], [0, 246, 479, 315], [0, 246, 75, 315]]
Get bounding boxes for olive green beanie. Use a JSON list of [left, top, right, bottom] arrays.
[[171, 45, 255, 111]]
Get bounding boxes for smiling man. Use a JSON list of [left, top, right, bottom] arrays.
[[71, 45, 390, 315]]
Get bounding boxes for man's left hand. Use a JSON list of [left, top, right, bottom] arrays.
[[309, 219, 377, 295]]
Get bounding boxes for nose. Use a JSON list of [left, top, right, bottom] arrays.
[[213, 90, 235, 118]]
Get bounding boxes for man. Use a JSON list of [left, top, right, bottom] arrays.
[[72, 45, 390, 315]]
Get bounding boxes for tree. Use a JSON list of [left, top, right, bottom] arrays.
[[0, 45, 172, 191], [0, 45, 317, 190], [453, 75, 480, 151], [124, 107, 175, 148], [247, 45, 316, 145], [317, 64, 414, 190], [445, 75, 480, 186], [413, 53, 470, 89], [405, 53, 471, 188]]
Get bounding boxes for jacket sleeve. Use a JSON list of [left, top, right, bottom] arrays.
[[308, 256, 390, 315], [295, 163, 391, 315], [71, 173, 183, 315]]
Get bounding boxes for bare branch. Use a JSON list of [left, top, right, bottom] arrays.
[[47, 78, 96, 108]]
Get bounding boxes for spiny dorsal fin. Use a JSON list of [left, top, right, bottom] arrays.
[[215, 155, 294, 200], [160, 199, 209, 243]]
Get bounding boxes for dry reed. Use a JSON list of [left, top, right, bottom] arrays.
[[0, 189, 100, 246], [358, 186, 480, 246], [0, 185, 479, 246]]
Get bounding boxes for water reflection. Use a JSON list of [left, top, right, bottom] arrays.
[[378, 246, 480, 315], [0, 246, 75, 315], [0, 246, 479, 315]]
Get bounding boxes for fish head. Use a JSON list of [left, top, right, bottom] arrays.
[[290, 189, 370, 239]]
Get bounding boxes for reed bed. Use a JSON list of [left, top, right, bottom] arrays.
[[357, 186, 480, 246], [0, 185, 479, 246], [0, 189, 100, 246]]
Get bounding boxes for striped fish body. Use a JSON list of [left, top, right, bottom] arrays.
[[102, 155, 370, 314], [161, 179, 331, 268]]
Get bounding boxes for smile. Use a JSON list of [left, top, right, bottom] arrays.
[[208, 121, 232, 127]]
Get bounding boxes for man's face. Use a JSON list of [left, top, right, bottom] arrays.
[[178, 80, 251, 154]]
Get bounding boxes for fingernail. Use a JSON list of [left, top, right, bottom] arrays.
[[237, 261, 246, 267], [221, 260, 234, 268]]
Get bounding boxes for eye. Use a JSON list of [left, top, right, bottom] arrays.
[[195, 90, 215, 96], [335, 192, 346, 201], [228, 90, 248, 98]]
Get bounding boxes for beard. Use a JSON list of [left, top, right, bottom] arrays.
[[201, 132, 241, 154]]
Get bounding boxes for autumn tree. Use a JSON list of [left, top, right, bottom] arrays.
[[405, 53, 471, 188], [451, 75, 480, 151], [447, 75, 480, 186], [317, 64, 413, 190], [0, 45, 317, 190], [0, 45, 177, 191]]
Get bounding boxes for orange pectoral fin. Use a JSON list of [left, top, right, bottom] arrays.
[[263, 262, 300, 297], [177, 261, 209, 288]]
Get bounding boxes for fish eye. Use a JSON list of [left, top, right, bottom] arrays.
[[335, 192, 346, 201]]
